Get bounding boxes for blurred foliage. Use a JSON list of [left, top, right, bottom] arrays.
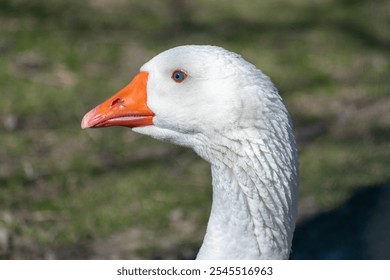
[[0, 0, 389, 259]]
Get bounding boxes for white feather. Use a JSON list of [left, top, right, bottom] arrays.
[[134, 45, 299, 259]]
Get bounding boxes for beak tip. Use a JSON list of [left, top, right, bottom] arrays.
[[81, 108, 96, 129], [81, 122, 89, 129], [81, 117, 90, 129]]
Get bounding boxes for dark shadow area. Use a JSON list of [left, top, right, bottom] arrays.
[[291, 181, 390, 259]]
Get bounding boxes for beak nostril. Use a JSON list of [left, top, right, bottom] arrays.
[[111, 98, 124, 107]]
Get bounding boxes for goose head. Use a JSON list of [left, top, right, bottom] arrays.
[[82, 45, 276, 156]]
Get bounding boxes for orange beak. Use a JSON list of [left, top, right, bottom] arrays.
[[81, 72, 154, 129]]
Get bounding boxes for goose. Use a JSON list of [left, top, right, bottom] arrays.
[[81, 45, 299, 259]]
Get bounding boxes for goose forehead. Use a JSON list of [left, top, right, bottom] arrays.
[[157, 45, 228, 62], [140, 45, 241, 74]]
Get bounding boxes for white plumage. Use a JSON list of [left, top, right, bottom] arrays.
[[82, 45, 299, 259]]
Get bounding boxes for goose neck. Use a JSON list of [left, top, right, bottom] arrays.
[[195, 135, 298, 259]]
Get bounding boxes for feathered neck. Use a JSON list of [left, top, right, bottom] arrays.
[[194, 121, 298, 259]]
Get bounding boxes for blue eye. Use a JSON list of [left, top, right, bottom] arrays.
[[172, 70, 187, 83]]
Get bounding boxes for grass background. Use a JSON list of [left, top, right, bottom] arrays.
[[0, 0, 389, 259]]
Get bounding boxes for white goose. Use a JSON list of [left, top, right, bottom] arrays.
[[81, 45, 299, 260]]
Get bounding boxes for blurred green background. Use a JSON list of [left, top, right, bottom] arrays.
[[0, 0, 389, 259]]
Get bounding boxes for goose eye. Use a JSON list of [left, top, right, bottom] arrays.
[[171, 70, 187, 83]]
